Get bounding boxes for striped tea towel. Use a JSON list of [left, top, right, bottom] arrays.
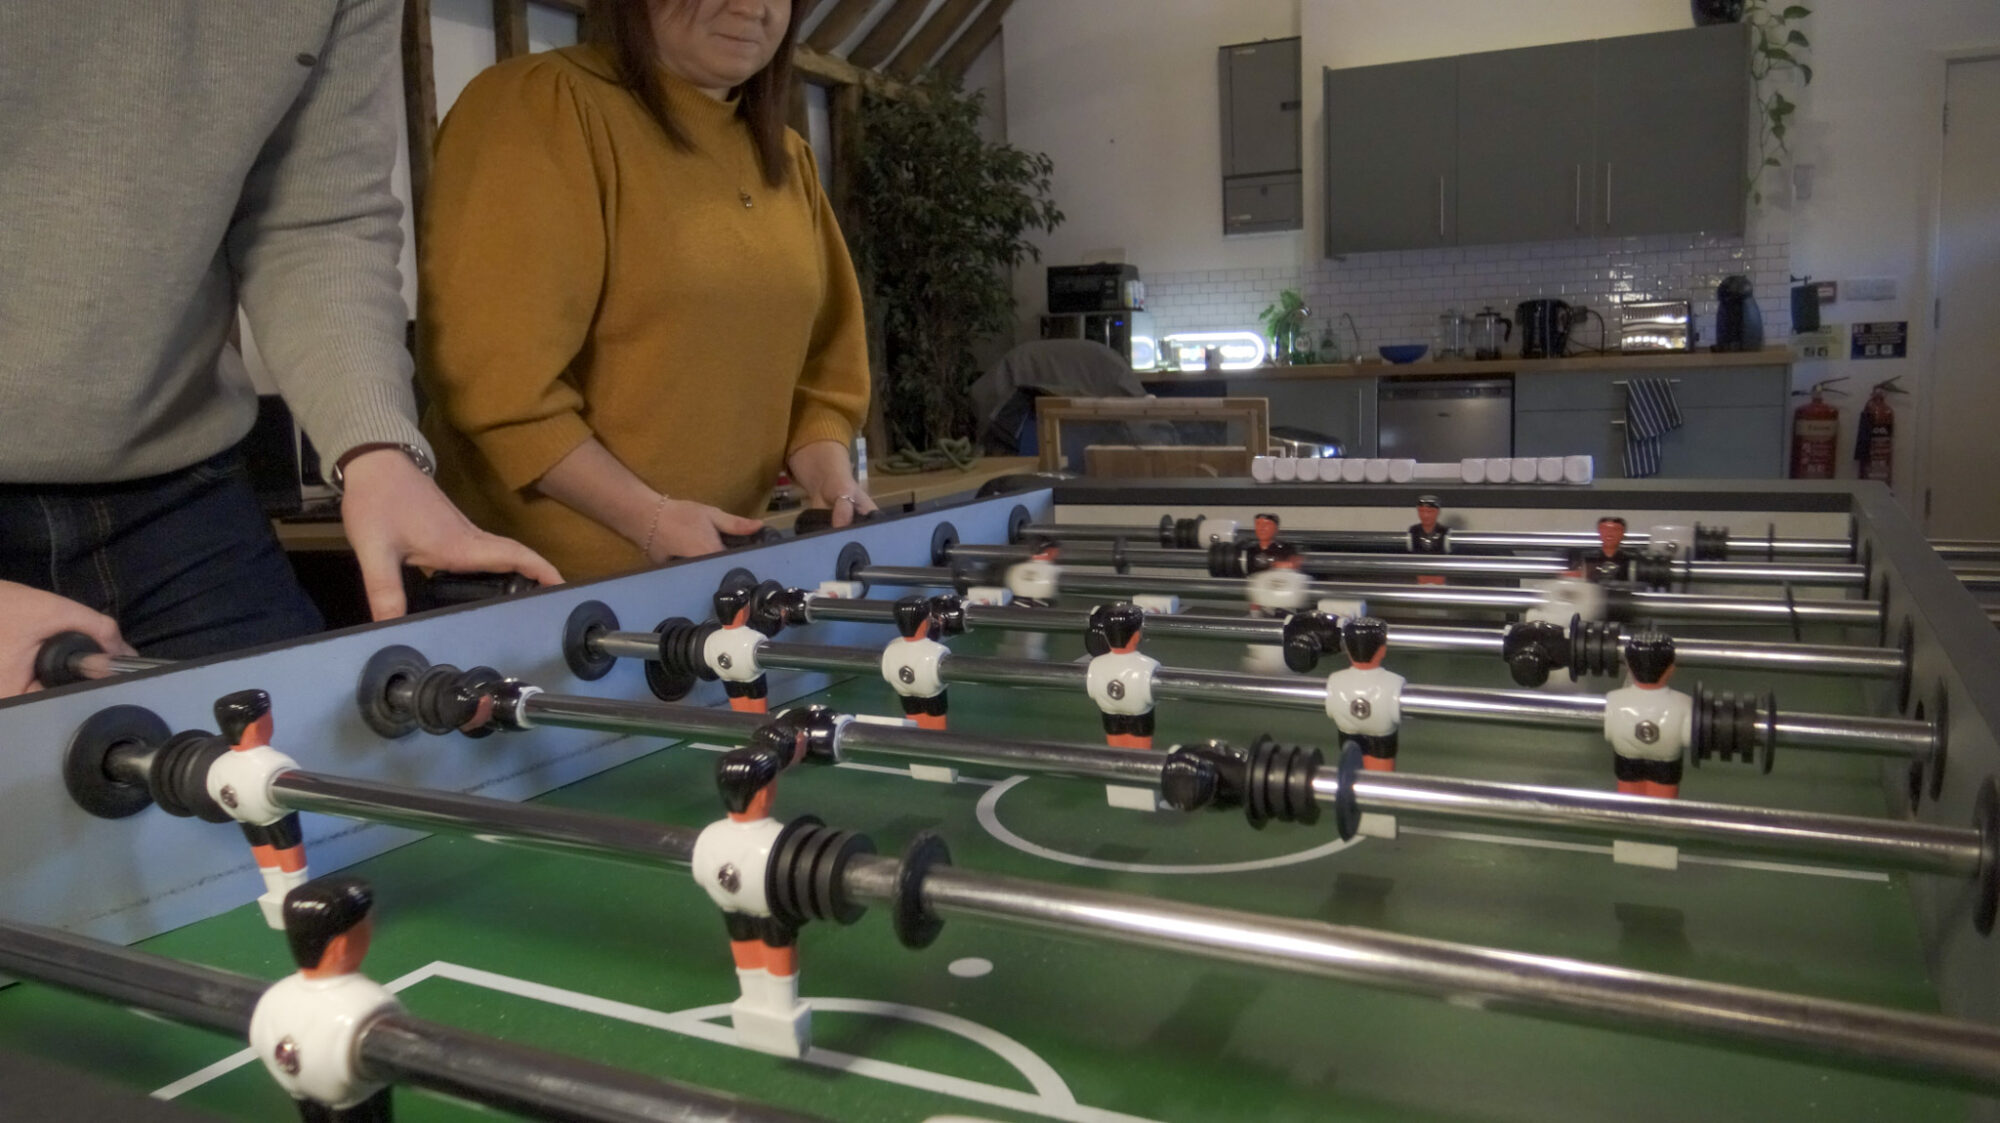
[[1622, 378, 1684, 478]]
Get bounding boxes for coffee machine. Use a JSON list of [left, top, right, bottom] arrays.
[[1713, 275, 1765, 352]]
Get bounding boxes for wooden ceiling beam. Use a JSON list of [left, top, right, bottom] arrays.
[[846, 0, 928, 71], [934, 0, 1009, 82], [885, 0, 982, 80], [493, 0, 530, 59], [401, 0, 439, 225], [805, 0, 879, 53], [793, 43, 908, 98]]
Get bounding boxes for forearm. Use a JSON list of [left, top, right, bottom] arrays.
[[533, 438, 662, 547]]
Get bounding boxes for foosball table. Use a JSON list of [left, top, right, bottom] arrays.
[[5, 477, 2000, 1123]]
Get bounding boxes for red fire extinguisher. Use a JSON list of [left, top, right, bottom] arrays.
[[1789, 377, 1847, 479], [1854, 377, 1909, 485]]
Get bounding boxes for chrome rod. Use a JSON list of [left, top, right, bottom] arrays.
[[1332, 772, 1982, 876], [837, 855, 2000, 1093], [0, 921, 824, 1123], [587, 633, 1928, 760], [517, 693, 1978, 881], [1020, 523, 1859, 560], [273, 771, 700, 870], [854, 566, 1886, 625], [950, 542, 1868, 590], [1934, 540, 2000, 563], [804, 597, 1904, 680]]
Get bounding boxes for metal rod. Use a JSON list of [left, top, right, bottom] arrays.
[[803, 597, 1904, 680], [0, 920, 825, 1123], [950, 542, 1868, 590], [1022, 523, 1860, 560], [1333, 773, 1982, 876], [854, 566, 1886, 625], [273, 770, 700, 870], [590, 633, 1929, 760], [836, 857, 2000, 1094], [1934, 540, 2000, 563], [520, 693, 1979, 880]]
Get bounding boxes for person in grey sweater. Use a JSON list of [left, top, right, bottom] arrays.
[[0, 0, 558, 694]]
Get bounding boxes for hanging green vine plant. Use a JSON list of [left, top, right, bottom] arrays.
[[1745, 1, 1813, 204]]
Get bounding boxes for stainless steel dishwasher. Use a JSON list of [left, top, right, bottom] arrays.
[[1376, 378, 1513, 461]]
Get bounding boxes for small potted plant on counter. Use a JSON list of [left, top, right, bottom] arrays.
[[1260, 290, 1312, 366]]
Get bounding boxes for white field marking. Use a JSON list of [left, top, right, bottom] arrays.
[[977, 777, 1362, 874], [1398, 826, 1892, 883], [683, 739, 1004, 786], [949, 958, 995, 979], [155, 961, 1166, 1123]]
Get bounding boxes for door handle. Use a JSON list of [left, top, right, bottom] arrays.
[[1437, 175, 1446, 239], [1574, 164, 1582, 229], [1604, 162, 1614, 228]]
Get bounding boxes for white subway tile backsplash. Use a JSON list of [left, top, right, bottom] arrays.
[[1143, 229, 1790, 354]]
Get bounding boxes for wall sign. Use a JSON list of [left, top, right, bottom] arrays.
[[1851, 321, 1908, 360]]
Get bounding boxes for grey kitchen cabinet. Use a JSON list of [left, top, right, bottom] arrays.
[[1456, 40, 1598, 247], [1324, 56, 1457, 254], [1322, 26, 1749, 253], [1592, 24, 1749, 238], [1220, 37, 1301, 234], [1514, 365, 1787, 478]]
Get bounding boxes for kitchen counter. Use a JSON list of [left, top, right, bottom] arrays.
[[1144, 346, 1794, 383]]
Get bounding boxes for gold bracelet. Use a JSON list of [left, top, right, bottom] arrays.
[[640, 493, 672, 557]]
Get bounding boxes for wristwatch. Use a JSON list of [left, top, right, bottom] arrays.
[[329, 442, 435, 492]]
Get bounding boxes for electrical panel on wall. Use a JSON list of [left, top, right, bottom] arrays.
[[1219, 37, 1302, 235]]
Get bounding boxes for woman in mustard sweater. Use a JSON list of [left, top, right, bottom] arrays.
[[418, 0, 873, 580]]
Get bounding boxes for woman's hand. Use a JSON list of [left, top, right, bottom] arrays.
[[641, 498, 766, 562], [788, 439, 877, 528]]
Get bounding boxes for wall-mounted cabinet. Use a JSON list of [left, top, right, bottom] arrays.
[[1220, 37, 1302, 234], [1326, 24, 1749, 256], [1323, 56, 1458, 253]]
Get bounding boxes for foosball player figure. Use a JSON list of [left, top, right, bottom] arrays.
[[881, 594, 959, 730], [691, 726, 817, 1057], [704, 583, 770, 714], [1409, 495, 1449, 585], [248, 876, 401, 1122], [1325, 618, 1405, 772], [1577, 516, 1633, 584], [1603, 632, 1691, 799], [1005, 538, 1062, 607], [1247, 513, 1302, 574], [211, 690, 311, 929], [1086, 603, 1160, 750]]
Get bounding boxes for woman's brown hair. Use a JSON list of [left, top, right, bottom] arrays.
[[590, 0, 797, 188]]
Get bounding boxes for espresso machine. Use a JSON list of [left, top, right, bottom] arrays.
[[1517, 299, 1575, 359], [1713, 275, 1765, 352]]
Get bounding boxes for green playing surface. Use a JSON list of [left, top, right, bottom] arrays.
[[0, 618, 1965, 1122]]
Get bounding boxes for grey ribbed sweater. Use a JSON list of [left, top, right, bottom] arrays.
[[0, 0, 427, 483]]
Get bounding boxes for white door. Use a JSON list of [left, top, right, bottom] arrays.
[[1926, 58, 2000, 538]]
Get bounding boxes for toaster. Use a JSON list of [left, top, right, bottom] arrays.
[[1618, 300, 1695, 352]]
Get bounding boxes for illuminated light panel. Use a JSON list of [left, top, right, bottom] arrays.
[[1162, 331, 1269, 371]]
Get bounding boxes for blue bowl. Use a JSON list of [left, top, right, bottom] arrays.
[[1379, 344, 1429, 364]]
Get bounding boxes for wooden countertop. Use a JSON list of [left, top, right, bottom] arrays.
[[1144, 346, 1795, 383], [277, 456, 1041, 550]]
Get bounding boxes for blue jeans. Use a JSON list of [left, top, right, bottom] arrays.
[[0, 449, 323, 658]]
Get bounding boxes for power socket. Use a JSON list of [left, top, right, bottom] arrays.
[[1845, 277, 1899, 302]]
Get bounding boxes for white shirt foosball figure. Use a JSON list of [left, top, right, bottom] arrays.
[[1524, 577, 1607, 628], [881, 637, 948, 700], [249, 973, 400, 1110], [691, 815, 812, 1058], [964, 586, 1013, 607], [1325, 665, 1405, 738], [1006, 559, 1061, 602], [704, 625, 768, 684], [1246, 568, 1311, 615], [1087, 650, 1159, 716], [1603, 685, 1693, 764]]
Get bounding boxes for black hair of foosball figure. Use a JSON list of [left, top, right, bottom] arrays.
[[716, 745, 784, 814], [1623, 632, 1676, 685], [923, 594, 968, 638], [1501, 621, 1570, 687], [283, 876, 373, 972], [712, 582, 755, 626], [1090, 602, 1145, 653], [892, 594, 932, 639], [215, 689, 273, 745], [1339, 617, 1389, 667]]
